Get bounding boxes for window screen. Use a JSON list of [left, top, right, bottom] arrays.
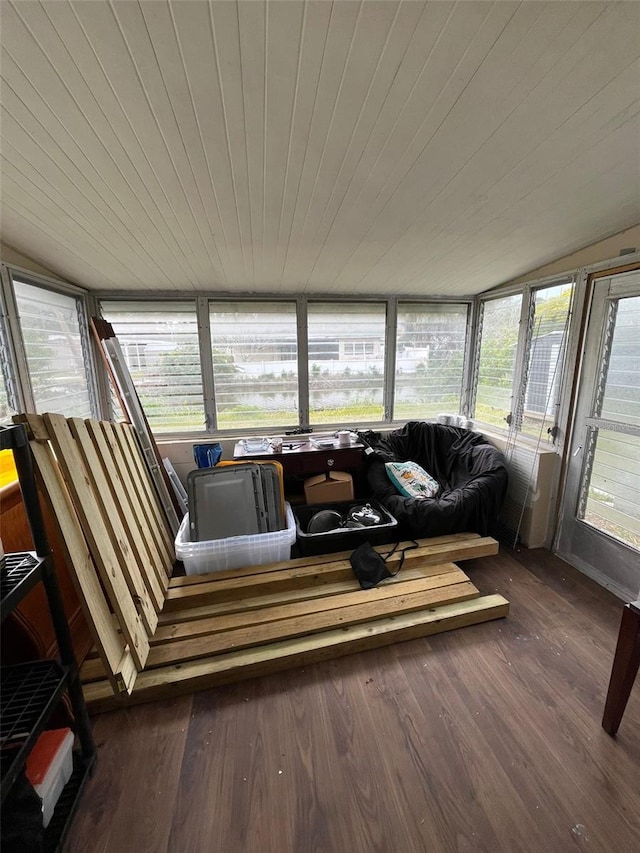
[[0, 313, 16, 425], [101, 301, 203, 432], [475, 294, 522, 430], [308, 302, 386, 424], [521, 281, 573, 438], [394, 303, 468, 420], [209, 301, 298, 430], [14, 279, 94, 418], [582, 295, 640, 549]]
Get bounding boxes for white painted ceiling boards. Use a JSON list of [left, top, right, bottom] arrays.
[[1, 1, 639, 296]]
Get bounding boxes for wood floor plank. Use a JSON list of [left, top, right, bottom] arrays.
[[65, 550, 640, 853], [65, 695, 193, 853]]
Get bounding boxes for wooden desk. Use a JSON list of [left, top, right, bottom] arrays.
[[233, 438, 364, 479], [602, 599, 640, 735]]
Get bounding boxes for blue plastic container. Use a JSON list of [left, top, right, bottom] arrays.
[[193, 443, 223, 468]]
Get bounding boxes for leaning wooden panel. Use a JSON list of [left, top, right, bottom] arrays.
[[85, 419, 169, 596], [109, 422, 175, 569], [99, 421, 173, 579], [118, 423, 175, 556], [42, 413, 150, 670], [25, 426, 138, 696], [68, 417, 163, 622], [82, 595, 510, 711]]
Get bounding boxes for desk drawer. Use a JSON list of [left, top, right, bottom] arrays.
[[297, 448, 362, 475]]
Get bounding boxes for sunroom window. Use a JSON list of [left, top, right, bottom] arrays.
[[520, 281, 574, 439], [307, 302, 386, 425], [13, 279, 94, 418], [101, 301, 203, 433], [474, 294, 523, 430], [394, 303, 468, 421], [209, 301, 298, 431]]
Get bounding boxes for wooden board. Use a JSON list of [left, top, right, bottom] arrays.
[[156, 567, 468, 640], [80, 565, 474, 681], [93, 318, 182, 533], [67, 417, 163, 620], [81, 594, 510, 711], [114, 422, 175, 563], [164, 536, 499, 612], [18, 412, 507, 710], [42, 413, 150, 669], [24, 421, 137, 696], [167, 532, 483, 587], [84, 418, 170, 595]]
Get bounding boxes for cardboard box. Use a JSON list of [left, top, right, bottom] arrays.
[[304, 471, 353, 504]]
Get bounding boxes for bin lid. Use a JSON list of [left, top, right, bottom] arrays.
[[188, 464, 267, 541]]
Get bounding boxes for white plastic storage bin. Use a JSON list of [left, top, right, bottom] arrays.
[[25, 728, 74, 828], [175, 502, 296, 575]]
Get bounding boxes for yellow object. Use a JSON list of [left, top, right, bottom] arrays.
[[0, 449, 18, 488]]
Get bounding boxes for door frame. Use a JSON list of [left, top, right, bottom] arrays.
[[554, 261, 640, 600]]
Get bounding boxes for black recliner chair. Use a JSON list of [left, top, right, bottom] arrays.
[[364, 421, 508, 539]]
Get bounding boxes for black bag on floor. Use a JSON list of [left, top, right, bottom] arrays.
[[349, 540, 418, 590]]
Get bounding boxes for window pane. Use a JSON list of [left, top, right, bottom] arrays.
[[394, 303, 468, 420], [521, 282, 573, 438], [475, 294, 522, 430], [209, 301, 298, 430], [101, 301, 203, 433], [582, 428, 640, 550], [308, 302, 386, 424], [14, 280, 93, 418], [601, 296, 640, 426], [0, 342, 15, 427]]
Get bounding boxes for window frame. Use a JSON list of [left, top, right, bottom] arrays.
[[471, 274, 575, 440], [394, 299, 472, 423], [0, 263, 100, 421], [94, 292, 474, 438]]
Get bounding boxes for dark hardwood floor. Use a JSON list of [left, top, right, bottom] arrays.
[[65, 547, 640, 853]]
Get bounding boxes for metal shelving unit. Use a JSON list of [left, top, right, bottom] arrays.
[[1, 423, 96, 852]]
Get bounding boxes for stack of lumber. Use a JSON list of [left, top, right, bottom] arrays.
[[19, 413, 509, 713]]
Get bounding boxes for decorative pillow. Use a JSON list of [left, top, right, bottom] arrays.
[[385, 461, 440, 499]]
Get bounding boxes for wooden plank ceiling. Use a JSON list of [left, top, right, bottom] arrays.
[[1, 0, 639, 296]]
